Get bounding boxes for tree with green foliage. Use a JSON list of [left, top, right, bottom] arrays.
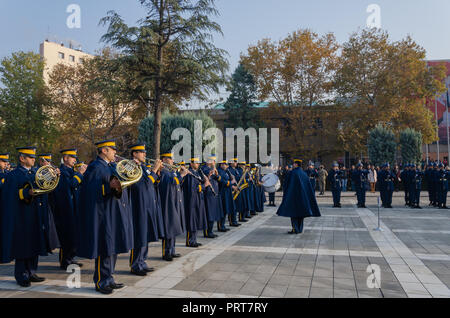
[[368, 124, 397, 166], [0, 51, 56, 155], [99, 0, 229, 158], [138, 110, 217, 159], [399, 128, 423, 165], [223, 64, 259, 129]]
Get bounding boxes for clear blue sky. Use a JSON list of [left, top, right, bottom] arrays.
[[1, 0, 449, 106]]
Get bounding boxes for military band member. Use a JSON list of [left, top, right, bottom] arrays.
[[51, 149, 85, 270], [277, 159, 321, 234], [77, 140, 127, 294], [425, 163, 434, 206], [183, 158, 209, 247], [437, 163, 449, 209], [327, 163, 342, 208], [201, 156, 224, 238], [128, 144, 164, 275], [305, 162, 318, 193], [160, 153, 187, 261], [0, 147, 49, 287], [353, 163, 369, 208], [236, 162, 250, 222], [253, 166, 266, 213], [0, 153, 9, 191], [400, 164, 411, 206], [227, 159, 242, 226], [246, 164, 257, 217], [409, 164, 423, 209], [431, 163, 440, 207], [217, 160, 235, 231]]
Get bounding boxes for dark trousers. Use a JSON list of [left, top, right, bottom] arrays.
[[204, 221, 215, 236], [356, 187, 366, 206], [404, 186, 410, 205], [93, 255, 115, 289], [269, 192, 275, 204], [130, 245, 150, 272], [218, 218, 228, 231], [411, 189, 421, 205], [228, 210, 238, 225], [385, 190, 393, 206], [332, 189, 341, 205], [59, 247, 76, 268], [291, 217, 304, 233], [438, 190, 448, 206], [162, 238, 176, 257], [186, 231, 197, 246], [15, 256, 38, 284]]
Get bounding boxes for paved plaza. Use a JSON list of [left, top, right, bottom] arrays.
[[1, 192, 450, 298]]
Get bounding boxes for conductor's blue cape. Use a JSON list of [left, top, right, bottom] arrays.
[[277, 167, 321, 218]]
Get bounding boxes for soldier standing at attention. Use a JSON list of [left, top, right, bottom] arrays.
[[327, 163, 342, 208]]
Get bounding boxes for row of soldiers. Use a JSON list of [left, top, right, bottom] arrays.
[[0, 141, 266, 294], [325, 162, 450, 209]]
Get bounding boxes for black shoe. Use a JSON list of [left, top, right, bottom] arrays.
[[218, 228, 228, 232], [96, 286, 113, 295], [109, 282, 125, 290], [288, 230, 298, 235], [171, 254, 181, 258], [143, 267, 155, 272], [204, 234, 217, 239], [29, 275, 45, 283], [416, 206, 422, 209], [246, 215, 253, 219], [239, 219, 248, 222], [130, 269, 147, 276], [250, 212, 257, 216], [230, 223, 241, 227], [18, 280, 30, 288], [361, 205, 367, 208], [187, 243, 200, 248], [162, 255, 173, 262]]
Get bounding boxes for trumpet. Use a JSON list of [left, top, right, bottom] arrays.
[[146, 159, 182, 172], [113, 155, 143, 189]]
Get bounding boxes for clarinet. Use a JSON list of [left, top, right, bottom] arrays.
[[198, 168, 217, 197]]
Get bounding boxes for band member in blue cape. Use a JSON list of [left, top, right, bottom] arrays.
[[159, 153, 188, 261], [425, 163, 434, 206], [436, 163, 449, 209], [236, 162, 250, 222], [305, 162, 319, 194], [378, 163, 395, 208], [76, 140, 129, 295], [277, 159, 321, 234], [128, 143, 165, 275], [217, 160, 235, 232], [183, 158, 209, 247], [35, 154, 60, 256], [201, 156, 224, 238], [409, 164, 423, 209], [400, 164, 411, 206], [327, 163, 342, 208], [0, 147, 49, 287], [352, 163, 369, 208], [227, 159, 242, 226], [253, 166, 266, 213], [246, 164, 257, 217], [0, 153, 10, 192], [50, 149, 85, 270]]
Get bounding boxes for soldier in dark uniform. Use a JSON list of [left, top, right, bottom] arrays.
[[159, 153, 188, 261], [327, 163, 342, 208], [400, 164, 411, 206], [201, 156, 224, 238], [183, 158, 209, 248], [226, 159, 241, 227], [217, 160, 235, 232], [432, 163, 440, 207], [246, 163, 256, 217], [409, 164, 423, 209], [379, 163, 395, 208], [0, 147, 49, 287], [353, 163, 369, 208], [233, 162, 250, 223], [277, 159, 321, 234], [128, 144, 164, 274], [437, 163, 449, 209], [305, 162, 318, 194], [51, 149, 85, 270], [425, 163, 434, 206], [0, 153, 10, 193], [76, 140, 129, 294]]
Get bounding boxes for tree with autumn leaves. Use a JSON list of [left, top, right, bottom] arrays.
[[240, 28, 446, 160]]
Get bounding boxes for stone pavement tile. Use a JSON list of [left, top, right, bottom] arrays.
[[255, 264, 277, 275], [268, 274, 292, 286], [193, 280, 224, 293], [309, 287, 333, 298], [311, 277, 333, 289], [333, 278, 356, 290], [235, 264, 260, 273], [400, 282, 430, 295], [416, 274, 445, 285], [300, 254, 317, 262], [261, 284, 288, 298], [284, 286, 310, 298], [350, 256, 369, 263], [390, 264, 412, 273], [423, 283, 450, 297], [351, 262, 371, 271], [381, 290, 408, 298], [265, 253, 285, 260], [249, 273, 272, 284], [357, 289, 383, 298], [208, 271, 233, 281], [289, 276, 312, 288], [293, 266, 315, 277], [216, 263, 240, 272], [407, 293, 432, 298], [215, 280, 245, 294], [152, 277, 184, 289], [395, 273, 420, 284], [172, 277, 204, 291], [229, 271, 251, 283], [239, 282, 266, 297], [333, 289, 358, 298], [379, 280, 404, 292], [313, 268, 333, 278]]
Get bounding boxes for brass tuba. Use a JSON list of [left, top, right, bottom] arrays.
[[30, 165, 60, 195], [114, 156, 143, 189]]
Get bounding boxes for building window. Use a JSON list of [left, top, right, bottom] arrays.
[[79, 57, 84, 63], [58, 52, 65, 59], [69, 55, 75, 62]]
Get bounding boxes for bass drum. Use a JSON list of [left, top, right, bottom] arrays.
[[262, 173, 280, 193]]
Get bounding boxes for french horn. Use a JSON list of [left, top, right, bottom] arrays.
[[114, 155, 143, 189], [29, 165, 60, 195]]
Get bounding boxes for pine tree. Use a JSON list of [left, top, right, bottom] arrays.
[[368, 124, 397, 166], [399, 128, 423, 165]]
